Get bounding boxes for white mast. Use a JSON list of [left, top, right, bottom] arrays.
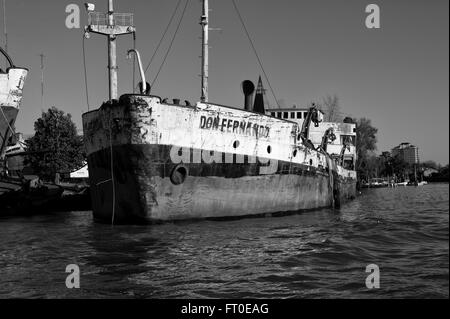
[[107, 0, 117, 100], [2, 0, 6, 50], [2, 0, 7, 66], [200, 0, 209, 102], [84, 0, 135, 101]]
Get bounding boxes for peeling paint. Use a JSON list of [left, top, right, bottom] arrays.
[[82, 94, 357, 222]]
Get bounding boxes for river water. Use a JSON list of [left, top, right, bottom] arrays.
[[0, 183, 448, 298]]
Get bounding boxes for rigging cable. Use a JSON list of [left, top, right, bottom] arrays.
[[132, 32, 136, 93], [151, 0, 190, 87], [109, 115, 116, 225], [231, 0, 280, 108], [82, 35, 90, 111], [134, 0, 184, 91]]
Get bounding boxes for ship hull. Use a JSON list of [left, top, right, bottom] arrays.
[[0, 67, 28, 157], [0, 106, 19, 154], [87, 144, 355, 223], [83, 95, 356, 223]]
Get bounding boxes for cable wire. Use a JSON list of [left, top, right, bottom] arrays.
[[82, 35, 90, 111], [231, 0, 280, 108], [109, 115, 115, 225], [135, 0, 183, 91], [151, 0, 189, 87], [132, 32, 136, 93]]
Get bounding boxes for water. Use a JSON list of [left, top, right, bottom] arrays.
[[0, 183, 448, 299]]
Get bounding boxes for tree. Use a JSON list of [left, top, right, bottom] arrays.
[[25, 107, 85, 181], [354, 118, 378, 181], [390, 154, 410, 180], [322, 94, 342, 122], [421, 160, 438, 170]]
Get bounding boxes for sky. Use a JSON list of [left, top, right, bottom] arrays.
[[2, 0, 449, 164]]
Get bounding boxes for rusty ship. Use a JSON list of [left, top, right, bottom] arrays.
[[82, 0, 357, 224], [0, 46, 27, 165]]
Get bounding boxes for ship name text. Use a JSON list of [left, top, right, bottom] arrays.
[[199, 115, 270, 138]]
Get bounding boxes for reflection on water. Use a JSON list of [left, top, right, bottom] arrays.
[[0, 183, 448, 298]]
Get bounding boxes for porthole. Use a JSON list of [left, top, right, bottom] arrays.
[[267, 145, 272, 154], [170, 165, 188, 185], [233, 140, 240, 149]]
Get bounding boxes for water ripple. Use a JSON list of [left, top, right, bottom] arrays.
[[0, 183, 448, 298]]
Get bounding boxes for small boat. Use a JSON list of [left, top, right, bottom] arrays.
[[0, 47, 64, 215], [0, 175, 64, 216], [361, 178, 389, 188], [395, 181, 408, 187], [408, 181, 427, 186]]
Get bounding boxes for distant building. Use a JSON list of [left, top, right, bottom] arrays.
[[391, 142, 419, 165], [266, 106, 324, 123]]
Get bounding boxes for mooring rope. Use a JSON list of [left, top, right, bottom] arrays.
[[109, 116, 116, 225]]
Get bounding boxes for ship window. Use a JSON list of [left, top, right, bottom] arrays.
[[293, 150, 298, 157], [277, 112, 282, 118], [291, 112, 295, 118], [267, 145, 272, 154], [170, 165, 188, 185], [297, 112, 302, 119], [283, 112, 288, 118], [309, 159, 313, 166], [271, 112, 275, 117], [233, 140, 240, 149], [304, 112, 308, 118]]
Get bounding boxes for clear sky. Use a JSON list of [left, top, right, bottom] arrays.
[[2, 0, 449, 164]]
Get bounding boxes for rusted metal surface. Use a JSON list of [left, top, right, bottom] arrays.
[[82, 94, 357, 223], [0, 68, 28, 157], [0, 68, 28, 109]]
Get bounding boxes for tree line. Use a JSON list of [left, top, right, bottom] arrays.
[[316, 94, 448, 183]]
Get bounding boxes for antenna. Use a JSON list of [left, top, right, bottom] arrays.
[[200, 0, 209, 102], [39, 53, 45, 111], [84, 0, 135, 101]]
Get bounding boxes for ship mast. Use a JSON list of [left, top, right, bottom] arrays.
[[200, 0, 209, 102], [84, 0, 135, 101], [2, 0, 7, 67], [107, 0, 117, 100]]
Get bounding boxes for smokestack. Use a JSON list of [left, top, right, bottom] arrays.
[[253, 76, 266, 114], [241, 80, 255, 111]]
